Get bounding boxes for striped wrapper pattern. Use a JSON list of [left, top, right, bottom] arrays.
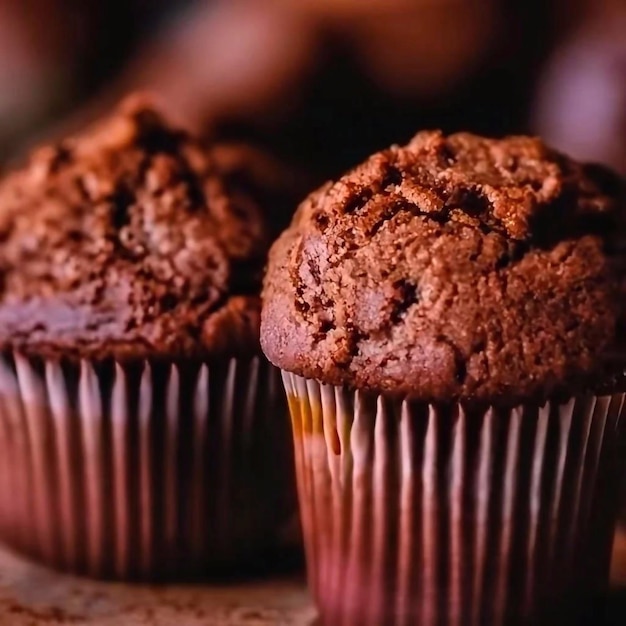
[[283, 371, 625, 626]]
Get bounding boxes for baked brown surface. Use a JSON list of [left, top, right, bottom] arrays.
[[0, 96, 272, 361], [262, 130, 626, 403]]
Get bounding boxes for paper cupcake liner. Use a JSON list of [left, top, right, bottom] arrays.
[[0, 352, 294, 580], [282, 372, 625, 626]]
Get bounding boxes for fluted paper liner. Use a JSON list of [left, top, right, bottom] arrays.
[[0, 353, 294, 580], [282, 372, 625, 626]]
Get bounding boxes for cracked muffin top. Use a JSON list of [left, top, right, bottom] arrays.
[[261, 130, 626, 403], [0, 96, 272, 361]]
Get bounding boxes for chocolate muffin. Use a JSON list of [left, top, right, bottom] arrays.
[[262, 131, 626, 625], [0, 96, 295, 580]]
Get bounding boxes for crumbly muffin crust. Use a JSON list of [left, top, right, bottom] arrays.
[[262, 130, 626, 403], [0, 97, 271, 361]]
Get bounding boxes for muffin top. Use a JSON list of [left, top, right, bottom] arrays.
[[0, 97, 271, 361], [262, 130, 626, 403]]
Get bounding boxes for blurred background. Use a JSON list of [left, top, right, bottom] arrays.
[[0, 0, 624, 180]]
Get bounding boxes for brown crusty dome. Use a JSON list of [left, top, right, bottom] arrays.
[[0, 96, 272, 361], [261, 130, 626, 403]]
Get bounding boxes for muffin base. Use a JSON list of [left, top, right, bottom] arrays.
[[282, 372, 625, 626], [0, 353, 294, 580]]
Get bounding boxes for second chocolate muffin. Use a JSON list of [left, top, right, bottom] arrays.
[[0, 97, 295, 579], [262, 131, 626, 625]]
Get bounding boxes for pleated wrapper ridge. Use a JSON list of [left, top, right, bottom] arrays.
[[0, 353, 295, 580], [283, 371, 625, 626]]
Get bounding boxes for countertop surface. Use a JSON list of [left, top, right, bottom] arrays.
[[0, 547, 315, 625], [0, 525, 624, 625]]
